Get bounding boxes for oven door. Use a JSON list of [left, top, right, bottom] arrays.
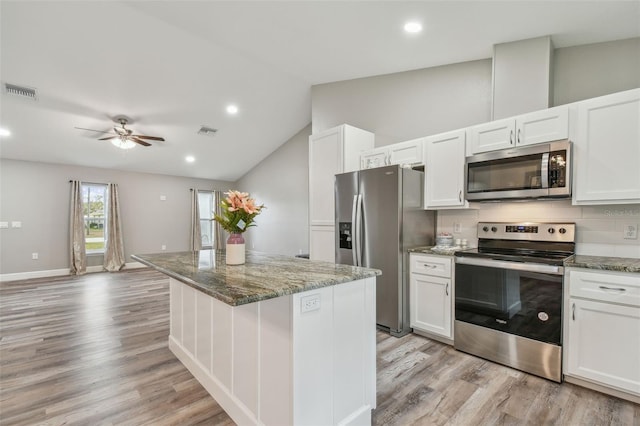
[[455, 257, 563, 345]]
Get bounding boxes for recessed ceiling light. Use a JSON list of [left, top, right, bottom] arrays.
[[185, 156, 195, 163], [0, 127, 10, 137], [226, 104, 239, 115], [404, 21, 423, 34]]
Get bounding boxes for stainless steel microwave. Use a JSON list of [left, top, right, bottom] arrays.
[[465, 140, 571, 201]]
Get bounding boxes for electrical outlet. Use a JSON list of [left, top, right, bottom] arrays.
[[0, 222, 8, 229], [11, 221, 22, 228], [32, 252, 38, 260], [160, 195, 167, 201], [453, 223, 462, 233], [301, 294, 321, 313], [161, 245, 167, 250], [623, 224, 638, 239]]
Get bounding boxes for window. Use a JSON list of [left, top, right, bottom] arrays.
[[198, 191, 215, 248], [82, 183, 108, 254]]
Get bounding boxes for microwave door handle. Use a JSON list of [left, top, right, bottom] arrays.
[[351, 195, 359, 266], [541, 152, 549, 189]]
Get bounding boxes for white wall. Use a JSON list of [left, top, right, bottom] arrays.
[[0, 159, 232, 275], [311, 59, 493, 146], [438, 201, 640, 258], [235, 125, 311, 256], [554, 38, 640, 106]]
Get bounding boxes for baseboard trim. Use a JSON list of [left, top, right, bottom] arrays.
[[564, 375, 640, 404], [0, 261, 148, 282]]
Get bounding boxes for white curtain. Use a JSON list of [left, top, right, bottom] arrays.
[[190, 189, 202, 251], [213, 190, 226, 249], [103, 183, 126, 272], [69, 180, 86, 275]]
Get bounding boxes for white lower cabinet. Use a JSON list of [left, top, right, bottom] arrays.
[[409, 253, 453, 341], [310, 226, 335, 263], [565, 269, 640, 399]]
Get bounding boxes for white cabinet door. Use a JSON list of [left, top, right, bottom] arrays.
[[516, 105, 569, 146], [388, 138, 424, 166], [566, 298, 640, 395], [425, 130, 467, 209], [573, 89, 640, 204], [309, 226, 335, 263], [410, 273, 452, 339], [468, 117, 515, 154], [309, 125, 375, 226], [360, 147, 388, 169], [309, 128, 342, 226]]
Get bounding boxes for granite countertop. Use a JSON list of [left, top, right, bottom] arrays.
[[132, 250, 381, 306], [564, 255, 640, 273], [409, 246, 468, 256]]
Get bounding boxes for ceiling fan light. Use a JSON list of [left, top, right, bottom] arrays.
[[111, 138, 137, 150]]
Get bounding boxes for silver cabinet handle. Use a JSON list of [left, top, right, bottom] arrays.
[[572, 303, 575, 321], [510, 130, 514, 145], [458, 190, 462, 202], [517, 128, 521, 144], [422, 263, 437, 269], [599, 285, 627, 292], [446, 283, 449, 296]]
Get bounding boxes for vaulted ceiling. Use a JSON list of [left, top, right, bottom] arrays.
[[1, 1, 638, 181]]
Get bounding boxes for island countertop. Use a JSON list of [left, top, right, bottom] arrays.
[[132, 250, 381, 306]]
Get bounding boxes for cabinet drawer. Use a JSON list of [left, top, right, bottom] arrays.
[[410, 254, 452, 278], [570, 270, 640, 307]]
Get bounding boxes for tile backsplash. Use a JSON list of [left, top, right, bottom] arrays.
[[437, 200, 640, 258]]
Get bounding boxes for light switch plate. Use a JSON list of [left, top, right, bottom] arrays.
[[624, 224, 638, 239], [11, 221, 21, 228]]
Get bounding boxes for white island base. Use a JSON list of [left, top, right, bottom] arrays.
[[168, 277, 377, 425]]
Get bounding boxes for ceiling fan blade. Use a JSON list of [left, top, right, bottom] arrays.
[[98, 136, 118, 141], [131, 135, 165, 141], [131, 137, 152, 146], [75, 127, 115, 135]]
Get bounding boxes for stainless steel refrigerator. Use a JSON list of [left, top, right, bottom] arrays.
[[335, 165, 436, 337]]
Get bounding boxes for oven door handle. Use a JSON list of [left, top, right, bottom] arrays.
[[455, 256, 564, 275]]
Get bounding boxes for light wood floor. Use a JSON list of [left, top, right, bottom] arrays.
[[1, 269, 638, 425]]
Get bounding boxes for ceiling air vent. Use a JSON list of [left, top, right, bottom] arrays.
[[197, 126, 218, 137], [4, 82, 38, 100]]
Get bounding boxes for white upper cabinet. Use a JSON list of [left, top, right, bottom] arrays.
[[468, 105, 569, 155], [309, 124, 374, 226], [468, 117, 515, 153], [360, 147, 388, 169], [388, 137, 424, 166], [424, 129, 468, 209], [572, 88, 640, 205], [360, 138, 424, 169], [516, 105, 569, 146]]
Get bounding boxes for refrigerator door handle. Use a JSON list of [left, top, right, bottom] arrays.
[[355, 194, 363, 267], [351, 195, 359, 266]]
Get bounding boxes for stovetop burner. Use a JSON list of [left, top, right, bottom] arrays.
[[455, 222, 576, 265]]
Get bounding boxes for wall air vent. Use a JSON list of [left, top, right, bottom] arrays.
[[4, 83, 38, 100], [197, 126, 218, 137]]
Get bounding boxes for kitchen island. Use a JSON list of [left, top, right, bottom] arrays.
[[132, 250, 381, 426]]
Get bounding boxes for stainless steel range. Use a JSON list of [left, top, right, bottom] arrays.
[[454, 222, 576, 382]]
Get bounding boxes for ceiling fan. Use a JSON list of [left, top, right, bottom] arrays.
[[75, 116, 165, 149]]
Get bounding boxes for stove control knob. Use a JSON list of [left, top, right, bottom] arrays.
[[491, 226, 498, 232], [559, 228, 567, 234], [548, 228, 555, 234], [482, 226, 489, 232]]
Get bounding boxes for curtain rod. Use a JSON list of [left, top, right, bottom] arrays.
[[69, 180, 111, 186]]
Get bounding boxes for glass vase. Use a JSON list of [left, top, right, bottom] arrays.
[[226, 233, 245, 265]]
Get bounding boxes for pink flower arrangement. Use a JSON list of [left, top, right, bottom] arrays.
[[214, 190, 265, 234]]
